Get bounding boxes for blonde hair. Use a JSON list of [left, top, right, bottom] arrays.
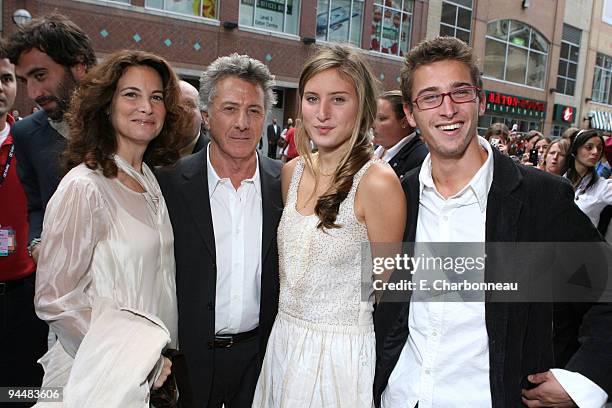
[[297, 43, 378, 229]]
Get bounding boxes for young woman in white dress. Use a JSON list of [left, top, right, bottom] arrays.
[[253, 43, 406, 407], [34, 50, 191, 402]]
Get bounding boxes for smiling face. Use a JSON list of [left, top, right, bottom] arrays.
[[0, 58, 16, 118], [15, 48, 85, 120], [576, 136, 603, 169], [204, 76, 265, 161], [544, 142, 567, 175], [373, 98, 408, 149], [405, 59, 485, 161], [110, 65, 166, 154], [301, 68, 358, 153]]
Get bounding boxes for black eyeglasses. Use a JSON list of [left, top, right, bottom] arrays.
[[413, 86, 481, 110]]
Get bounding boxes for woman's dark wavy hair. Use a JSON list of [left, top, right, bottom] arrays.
[[565, 129, 604, 192], [63, 50, 191, 177], [297, 43, 378, 230]]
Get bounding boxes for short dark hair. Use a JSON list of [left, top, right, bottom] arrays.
[[401, 36, 482, 109], [7, 13, 96, 69], [63, 50, 191, 177], [484, 123, 509, 144], [0, 38, 8, 60], [379, 90, 406, 120]]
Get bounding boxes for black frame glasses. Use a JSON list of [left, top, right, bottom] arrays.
[[412, 86, 481, 110]]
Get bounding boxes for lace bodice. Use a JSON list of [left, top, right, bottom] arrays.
[[277, 157, 379, 326]]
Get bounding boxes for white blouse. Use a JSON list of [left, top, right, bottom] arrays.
[[35, 162, 177, 362], [573, 173, 612, 227]]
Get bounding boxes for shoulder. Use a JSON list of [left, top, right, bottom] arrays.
[[259, 154, 282, 178], [156, 150, 203, 183], [52, 164, 106, 206], [359, 161, 402, 195], [281, 156, 300, 180], [517, 162, 573, 197], [12, 111, 48, 136]]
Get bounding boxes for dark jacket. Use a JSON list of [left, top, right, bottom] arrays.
[[374, 148, 612, 407], [387, 133, 428, 181], [12, 110, 66, 243], [156, 149, 282, 407]]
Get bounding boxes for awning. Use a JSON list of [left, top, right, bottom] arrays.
[[590, 110, 612, 132]]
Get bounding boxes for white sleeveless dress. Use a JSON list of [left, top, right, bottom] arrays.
[[253, 158, 378, 408]]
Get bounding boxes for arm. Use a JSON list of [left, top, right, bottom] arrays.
[[356, 163, 407, 299], [35, 176, 107, 357], [523, 179, 612, 407], [12, 130, 44, 246]]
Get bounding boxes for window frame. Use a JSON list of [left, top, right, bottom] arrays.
[[592, 53, 612, 105], [144, 0, 219, 19], [316, 0, 365, 47], [483, 19, 549, 89], [369, 0, 414, 57], [439, 0, 473, 45]]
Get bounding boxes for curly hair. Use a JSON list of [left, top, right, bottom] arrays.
[[6, 13, 96, 69], [297, 43, 378, 230], [63, 50, 191, 177]]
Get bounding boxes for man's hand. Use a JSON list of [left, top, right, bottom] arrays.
[[31, 245, 40, 264], [521, 371, 576, 407], [152, 356, 172, 390]]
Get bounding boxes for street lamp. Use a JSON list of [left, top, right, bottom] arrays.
[[12, 9, 32, 27]]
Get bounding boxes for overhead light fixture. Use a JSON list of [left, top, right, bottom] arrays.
[[222, 21, 238, 30], [549, 88, 558, 94], [585, 97, 592, 103], [522, 0, 531, 8], [12, 9, 32, 27], [302, 37, 316, 45]]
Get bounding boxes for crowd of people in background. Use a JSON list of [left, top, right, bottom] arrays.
[[483, 121, 612, 240], [1, 12, 611, 408]]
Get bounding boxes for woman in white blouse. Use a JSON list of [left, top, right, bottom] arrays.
[[564, 129, 612, 227], [34, 50, 191, 399]]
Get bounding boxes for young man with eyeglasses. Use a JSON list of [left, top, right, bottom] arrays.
[[374, 37, 611, 408]]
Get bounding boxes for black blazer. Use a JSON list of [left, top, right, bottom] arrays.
[[266, 123, 280, 144], [12, 110, 66, 243], [387, 133, 428, 181], [374, 149, 612, 407], [156, 149, 282, 407]]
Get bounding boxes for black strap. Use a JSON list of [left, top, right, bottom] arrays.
[[0, 144, 15, 188]]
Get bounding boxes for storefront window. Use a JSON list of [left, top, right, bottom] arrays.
[[556, 24, 581, 96], [370, 0, 413, 56], [593, 53, 612, 105], [484, 20, 549, 89], [240, 0, 300, 34], [146, 0, 218, 18], [317, 0, 365, 47]]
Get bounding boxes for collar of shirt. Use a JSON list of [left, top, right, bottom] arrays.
[[418, 135, 494, 212], [0, 122, 11, 147], [48, 119, 70, 140], [206, 143, 261, 199], [375, 132, 417, 162]]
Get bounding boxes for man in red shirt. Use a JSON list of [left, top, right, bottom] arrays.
[[0, 40, 48, 391]]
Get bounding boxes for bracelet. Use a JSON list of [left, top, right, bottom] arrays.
[[27, 238, 42, 257]]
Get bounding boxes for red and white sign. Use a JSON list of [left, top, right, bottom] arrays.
[[562, 106, 574, 122]]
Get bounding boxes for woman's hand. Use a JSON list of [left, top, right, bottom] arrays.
[[152, 356, 172, 390]]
